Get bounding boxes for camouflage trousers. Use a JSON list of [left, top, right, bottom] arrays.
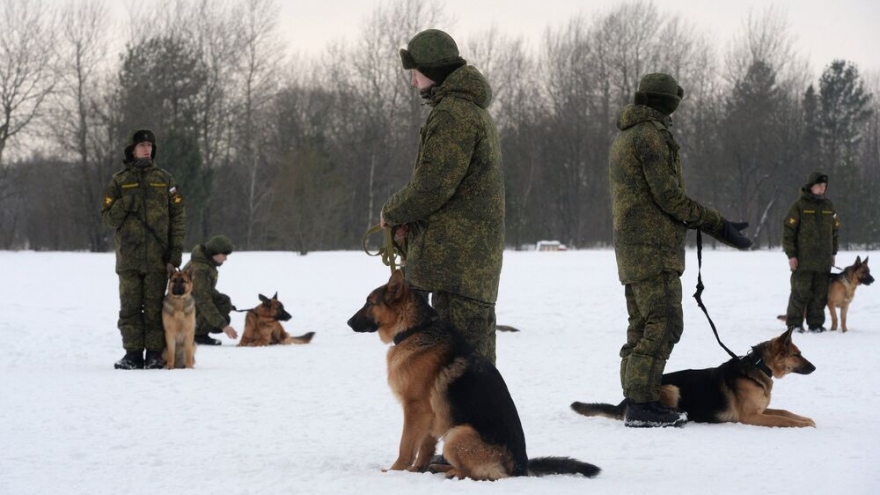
[[785, 269, 829, 328], [417, 289, 497, 364], [117, 270, 167, 352], [195, 293, 232, 337], [619, 272, 684, 403]]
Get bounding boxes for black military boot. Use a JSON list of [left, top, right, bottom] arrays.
[[195, 335, 222, 346], [144, 350, 165, 370], [808, 325, 826, 333], [624, 400, 687, 428], [788, 324, 805, 334], [114, 350, 144, 370]]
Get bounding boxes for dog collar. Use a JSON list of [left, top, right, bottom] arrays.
[[744, 351, 773, 377], [392, 317, 438, 345]]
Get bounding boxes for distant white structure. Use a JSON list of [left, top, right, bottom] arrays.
[[536, 240, 567, 251]]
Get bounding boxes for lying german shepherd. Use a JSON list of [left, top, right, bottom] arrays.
[[238, 293, 315, 346], [162, 267, 196, 369], [347, 270, 600, 481], [828, 256, 873, 332], [571, 327, 816, 427]]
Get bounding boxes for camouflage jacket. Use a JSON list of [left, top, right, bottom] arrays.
[[184, 244, 229, 330], [381, 65, 504, 303], [102, 161, 186, 273], [782, 190, 839, 272], [609, 104, 724, 284]]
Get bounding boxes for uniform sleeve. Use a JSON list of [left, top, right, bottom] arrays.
[[382, 110, 474, 225], [782, 202, 800, 259], [167, 176, 186, 255], [638, 130, 723, 233], [101, 178, 131, 229], [832, 204, 840, 255]]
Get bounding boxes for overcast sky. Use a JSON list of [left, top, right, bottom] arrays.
[[276, 0, 878, 76], [73, 0, 879, 77]]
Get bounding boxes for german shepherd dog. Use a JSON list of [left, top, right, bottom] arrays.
[[162, 267, 196, 369], [828, 256, 873, 332], [238, 293, 315, 346], [571, 327, 816, 427], [347, 270, 600, 481]]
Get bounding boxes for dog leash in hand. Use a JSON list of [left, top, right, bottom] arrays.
[[361, 224, 403, 274], [693, 230, 739, 360]]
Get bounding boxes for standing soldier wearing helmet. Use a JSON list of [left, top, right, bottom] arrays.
[[379, 29, 505, 364], [609, 73, 752, 427], [102, 129, 186, 369], [783, 172, 839, 333]]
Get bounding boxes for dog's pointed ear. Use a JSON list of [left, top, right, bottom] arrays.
[[855, 255, 862, 266], [864, 256, 868, 265], [780, 326, 795, 345], [259, 294, 270, 304], [386, 269, 408, 302], [183, 265, 194, 279], [273, 292, 278, 300]]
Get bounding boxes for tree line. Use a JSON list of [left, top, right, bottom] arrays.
[[0, 0, 877, 253]]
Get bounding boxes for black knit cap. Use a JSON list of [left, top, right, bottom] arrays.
[[804, 171, 828, 188], [124, 129, 157, 161], [634, 73, 685, 116], [399, 29, 466, 86]]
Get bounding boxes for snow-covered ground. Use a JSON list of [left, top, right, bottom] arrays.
[[1, 248, 878, 495]]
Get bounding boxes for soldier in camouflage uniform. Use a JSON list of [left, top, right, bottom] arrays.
[[184, 235, 239, 345], [783, 172, 839, 333], [102, 129, 186, 369], [609, 73, 752, 427], [380, 29, 505, 364]]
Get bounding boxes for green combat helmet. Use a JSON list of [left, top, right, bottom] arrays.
[[635, 73, 685, 116], [399, 29, 466, 85]]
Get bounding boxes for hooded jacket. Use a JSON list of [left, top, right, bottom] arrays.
[[609, 104, 724, 284], [782, 173, 839, 272], [102, 160, 186, 273], [381, 65, 504, 303]]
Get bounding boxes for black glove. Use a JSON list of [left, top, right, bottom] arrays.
[[718, 220, 753, 250]]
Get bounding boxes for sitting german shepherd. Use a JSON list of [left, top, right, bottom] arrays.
[[571, 327, 816, 427], [347, 270, 600, 481], [238, 293, 315, 346], [162, 267, 197, 369], [828, 256, 873, 332]]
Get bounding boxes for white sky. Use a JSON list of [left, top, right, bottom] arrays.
[[277, 0, 880, 75]]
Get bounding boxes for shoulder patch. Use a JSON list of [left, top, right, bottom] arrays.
[[104, 196, 114, 207]]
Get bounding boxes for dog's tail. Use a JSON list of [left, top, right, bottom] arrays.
[[528, 457, 600, 478], [285, 331, 316, 344], [570, 400, 626, 420], [496, 325, 520, 332]]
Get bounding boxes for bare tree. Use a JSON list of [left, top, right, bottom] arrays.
[[0, 0, 57, 166], [51, 0, 113, 251], [230, 0, 284, 249]]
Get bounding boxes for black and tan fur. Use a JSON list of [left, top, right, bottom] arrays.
[[162, 267, 196, 369], [571, 327, 816, 427], [238, 293, 315, 346], [828, 256, 873, 332], [347, 270, 600, 481]]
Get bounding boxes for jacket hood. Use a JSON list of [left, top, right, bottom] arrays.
[[617, 104, 672, 131], [190, 244, 216, 266], [429, 65, 492, 109]]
